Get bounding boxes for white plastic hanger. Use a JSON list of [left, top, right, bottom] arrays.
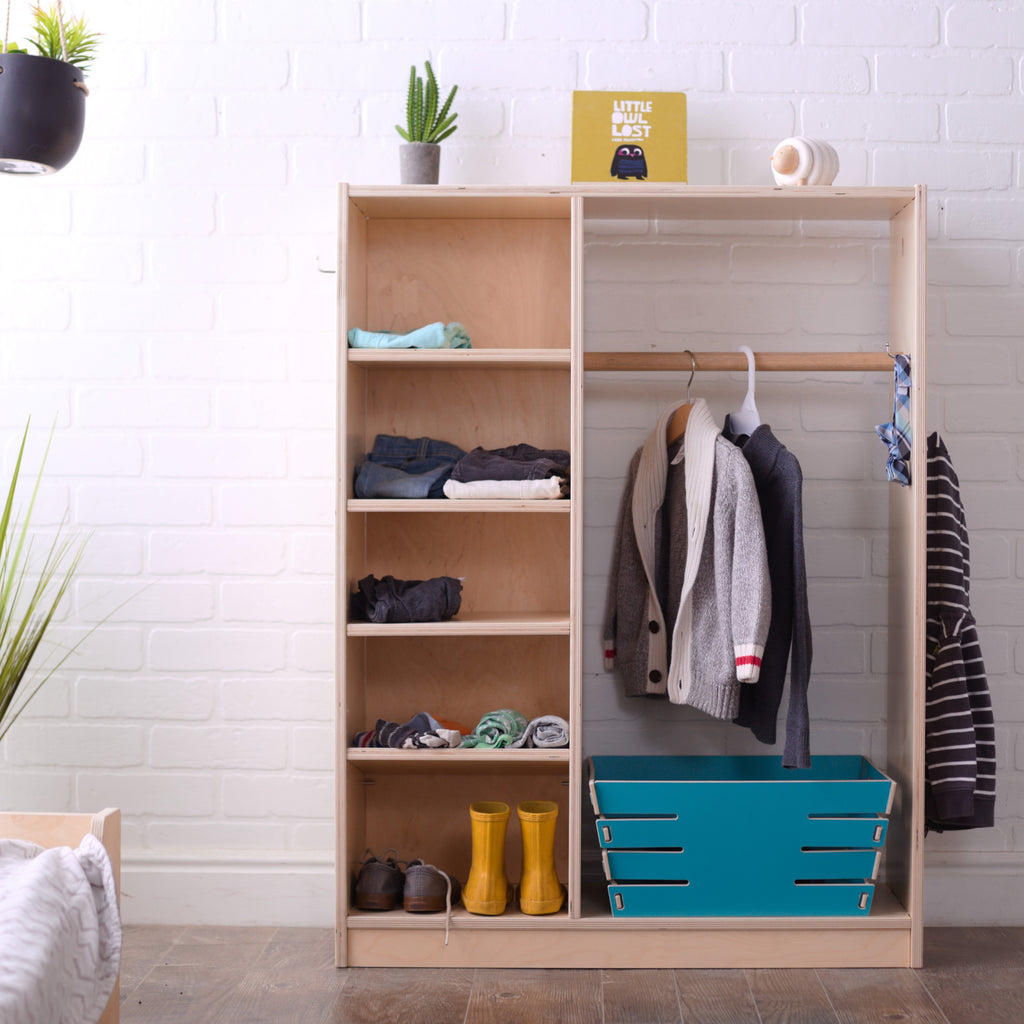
[[728, 345, 761, 437]]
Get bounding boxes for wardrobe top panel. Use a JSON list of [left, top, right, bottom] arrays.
[[342, 185, 918, 223]]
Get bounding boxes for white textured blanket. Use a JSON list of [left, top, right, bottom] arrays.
[[0, 833, 121, 1024]]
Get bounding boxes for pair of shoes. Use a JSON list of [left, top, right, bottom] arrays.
[[463, 800, 566, 917], [353, 849, 462, 945]]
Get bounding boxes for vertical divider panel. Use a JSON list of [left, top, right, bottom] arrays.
[[885, 187, 928, 967]]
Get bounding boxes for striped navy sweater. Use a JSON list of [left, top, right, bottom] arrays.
[[924, 433, 995, 832]]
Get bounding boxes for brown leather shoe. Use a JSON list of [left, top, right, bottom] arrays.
[[354, 849, 404, 911]]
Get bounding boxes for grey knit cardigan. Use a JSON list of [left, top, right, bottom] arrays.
[[602, 399, 772, 720]]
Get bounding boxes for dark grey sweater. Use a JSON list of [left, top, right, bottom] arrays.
[[724, 420, 812, 768]]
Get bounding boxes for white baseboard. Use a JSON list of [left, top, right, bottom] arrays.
[[121, 850, 335, 927], [119, 849, 1024, 928]]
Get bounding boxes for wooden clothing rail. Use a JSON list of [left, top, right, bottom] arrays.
[[583, 351, 897, 373]]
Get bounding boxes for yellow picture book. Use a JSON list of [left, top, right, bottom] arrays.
[[571, 90, 687, 184]]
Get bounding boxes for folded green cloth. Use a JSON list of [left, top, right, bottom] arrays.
[[347, 322, 471, 349], [460, 709, 528, 749]]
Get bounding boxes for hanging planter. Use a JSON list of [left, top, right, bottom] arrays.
[[0, 2, 98, 174]]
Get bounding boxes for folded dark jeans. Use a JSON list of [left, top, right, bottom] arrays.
[[350, 574, 463, 623], [451, 444, 570, 483]]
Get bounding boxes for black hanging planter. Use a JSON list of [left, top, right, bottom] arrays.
[[0, 50, 87, 174]]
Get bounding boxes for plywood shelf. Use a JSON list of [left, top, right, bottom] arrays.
[[348, 347, 571, 369], [347, 499, 570, 513], [347, 748, 570, 774], [346, 612, 571, 637]]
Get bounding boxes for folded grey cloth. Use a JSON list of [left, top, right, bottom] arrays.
[[509, 714, 570, 749]]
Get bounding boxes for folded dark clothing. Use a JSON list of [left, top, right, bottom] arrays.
[[355, 434, 467, 500], [349, 574, 462, 624], [451, 444, 571, 484]]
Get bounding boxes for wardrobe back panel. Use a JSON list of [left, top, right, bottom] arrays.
[[363, 218, 571, 349]]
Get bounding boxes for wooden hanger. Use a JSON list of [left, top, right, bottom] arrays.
[[666, 350, 696, 445]]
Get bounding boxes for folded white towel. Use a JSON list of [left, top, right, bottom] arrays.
[[443, 477, 563, 500]]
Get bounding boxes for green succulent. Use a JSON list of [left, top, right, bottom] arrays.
[[28, 4, 99, 74], [395, 61, 458, 144], [1, 41, 29, 54]]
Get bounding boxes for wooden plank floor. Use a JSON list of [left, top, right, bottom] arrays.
[[118, 925, 1024, 1024]]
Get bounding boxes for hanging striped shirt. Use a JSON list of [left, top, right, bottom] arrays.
[[924, 434, 996, 831]]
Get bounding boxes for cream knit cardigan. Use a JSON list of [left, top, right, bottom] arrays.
[[603, 398, 772, 718]]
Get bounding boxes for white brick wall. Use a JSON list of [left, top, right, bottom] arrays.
[[0, 0, 1022, 927]]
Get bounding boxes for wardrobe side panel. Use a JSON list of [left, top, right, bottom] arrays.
[[884, 190, 927, 966]]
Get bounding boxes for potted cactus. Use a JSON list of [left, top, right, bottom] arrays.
[[395, 61, 458, 184], [0, 2, 100, 174]]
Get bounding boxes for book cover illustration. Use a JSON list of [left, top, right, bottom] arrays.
[[571, 91, 687, 184]]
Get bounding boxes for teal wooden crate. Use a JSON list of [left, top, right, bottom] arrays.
[[589, 755, 895, 918]]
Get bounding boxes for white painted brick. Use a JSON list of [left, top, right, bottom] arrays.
[[221, 581, 333, 624], [78, 773, 216, 816], [75, 580, 215, 623], [876, 53, 1012, 96], [76, 484, 212, 526], [804, 533, 867, 578], [945, 198, 1024, 242], [6, 336, 142, 381], [149, 337, 288, 383], [14, 432, 143, 478], [446, 44, 579, 90], [931, 434, 1013, 481], [513, 0, 647, 41], [77, 286, 215, 333], [291, 532, 333, 574], [687, 98, 796, 141], [78, 532, 144, 576], [289, 432, 334, 480], [583, 47, 724, 93], [0, 282, 71, 330], [77, 676, 215, 720], [946, 3, 1024, 48], [656, 3, 793, 44], [0, 388, 70, 429], [511, 95, 572, 139], [802, 482, 888, 531], [588, 242, 728, 284], [216, 282, 333, 333], [89, 94, 217, 140], [655, 286, 796, 335], [730, 50, 869, 95], [224, 0, 359, 42], [0, 188, 71, 234], [731, 244, 868, 284], [294, 42, 432, 91], [929, 339, 1014, 386], [223, 92, 361, 140], [2, 237, 143, 284], [803, 2, 938, 46], [221, 678, 330, 721], [800, 629, 866, 674], [367, 0, 504, 39], [795, 436, 870, 481], [61, 141, 147, 186], [4, 724, 144, 767], [216, 383, 332, 430], [149, 531, 287, 577], [149, 628, 286, 672], [78, 387, 210, 428], [222, 775, 332, 818], [976, 630, 1008, 676], [875, 149, 1011, 191], [219, 185, 335, 237], [971, 583, 1024, 629], [145, 822, 289, 850], [799, 288, 888, 335], [926, 246, 1012, 287], [291, 630, 333, 674], [0, 772, 71, 810], [55, 626, 144, 672], [291, 822, 334, 849], [16, 677, 71, 720], [87, 0, 216, 44], [971, 534, 1013, 580], [150, 726, 289, 770], [953, 484, 1024, 530], [74, 186, 217, 237], [150, 433, 287, 479], [946, 292, 1024, 337], [947, 101, 1024, 145], [150, 141, 288, 187], [801, 99, 939, 143], [151, 44, 290, 91], [149, 238, 289, 285]]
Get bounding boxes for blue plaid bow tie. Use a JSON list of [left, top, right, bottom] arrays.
[[876, 354, 912, 486]]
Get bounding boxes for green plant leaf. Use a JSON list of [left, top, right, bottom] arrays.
[[28, 3, 100, 74]]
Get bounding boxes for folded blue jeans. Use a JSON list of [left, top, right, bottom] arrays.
[[451, 443, 570, 483], [354, 434, 466, 499]]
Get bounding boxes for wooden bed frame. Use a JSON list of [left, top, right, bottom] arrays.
[[0, 808, 121, 1024]]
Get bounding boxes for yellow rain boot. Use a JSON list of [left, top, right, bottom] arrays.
[[517, 800, 565, 915], [462, 801, 511, 915]]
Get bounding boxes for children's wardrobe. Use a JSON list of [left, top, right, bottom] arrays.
[[335, 184, 927, 968]]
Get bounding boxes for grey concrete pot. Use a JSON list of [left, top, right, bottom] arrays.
[[400, 142, 441, 184]]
